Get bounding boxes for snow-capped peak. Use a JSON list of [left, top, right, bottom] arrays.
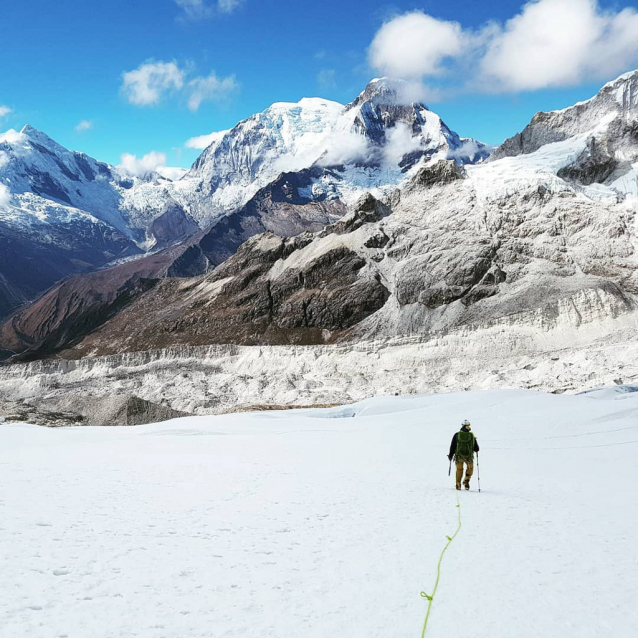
[[493, 68, 638, 163], [346, 77, 422, 111], [177, 96, 345, 218], [20, 123, 51, 140], [177, 78, 489, 224], [17, 124, 76, 157], [589, 68, 638, 107]]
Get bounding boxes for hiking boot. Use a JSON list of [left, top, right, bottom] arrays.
[[464, 484, 470, 490], [455, 483, 461, 490]]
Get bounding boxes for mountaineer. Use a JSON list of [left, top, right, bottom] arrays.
[[448, 420, 479, 490]]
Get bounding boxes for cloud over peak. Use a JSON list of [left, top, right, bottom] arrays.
[[185, 130, 229, 150], [118, 151, 167, 177], [369, 12, 465, 80]]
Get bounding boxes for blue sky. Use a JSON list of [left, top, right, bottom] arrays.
[[1, 0, 637, 169]]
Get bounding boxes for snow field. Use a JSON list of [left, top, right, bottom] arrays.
[[1, 388, 637, 637]]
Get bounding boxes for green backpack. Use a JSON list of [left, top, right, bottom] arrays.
[[456, 431, 475, 460]]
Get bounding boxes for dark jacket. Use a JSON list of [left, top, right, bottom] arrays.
[[448, 429, 479, 460]]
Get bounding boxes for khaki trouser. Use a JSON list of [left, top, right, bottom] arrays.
[[455, 457, 474, 489]]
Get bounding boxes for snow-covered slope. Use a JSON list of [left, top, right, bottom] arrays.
[[0, 126, 199, 318], [1, 389, 636, 637], [491, 69, 638, 202], [0, 126, 194, 247], [175, 98, 343, 217]]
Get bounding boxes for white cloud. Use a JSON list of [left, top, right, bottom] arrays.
[[121, 61, 238, 111], [368, 12, 465, 79], [0, 128, 26, 145], [383, 123, 423, 165], [453, 139, 491, 161], [185, 130, 229, 149], [187, 72, 239, 111], [480, 0, 638, 91], [0, 183, 11, 209], [317, 69, 337, 90], [367, 1, 638, 94], [317, 131, 374, 167], [174, 0, 243, 19], [0, 106, 11, 119], [0, 151, 9, 170], [75, 120, 93, 132], [118, 151, 167, 177], [174, 0, 212, 19], [122, 61, 185, 106], [218, 0, 243, 14]]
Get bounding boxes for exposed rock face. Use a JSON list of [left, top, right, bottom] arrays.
[[0, 216, 139, 319], [556, 136, 618, 185], [492, 71, 638, 160], [0, 239, 206, 360], [404, 159, 466, 190], [197, 168, 347, 267], [43, 196, 392, 356], [0, 399, 86, 427], [0, 395, 189, 426]]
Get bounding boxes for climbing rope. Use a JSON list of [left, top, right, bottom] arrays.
[[419, 495, 462, 638]]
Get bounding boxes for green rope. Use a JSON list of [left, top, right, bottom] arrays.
[[419, 495, 462, 638]]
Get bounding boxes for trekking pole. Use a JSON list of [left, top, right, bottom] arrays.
[[448, 458, 452, 476], [477, 452, 481, 493]]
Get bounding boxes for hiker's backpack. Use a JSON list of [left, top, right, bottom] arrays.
[[456, 431, 475, 460]]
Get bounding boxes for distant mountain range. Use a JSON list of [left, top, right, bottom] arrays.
[[1, 70, 637, 363], [0, 78, 487, 321]]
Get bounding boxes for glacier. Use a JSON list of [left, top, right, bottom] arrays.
[[1, 388, 636, 636]]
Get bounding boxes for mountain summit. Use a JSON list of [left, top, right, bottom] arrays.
[[175, 78, 489, 224], [493, 68, 638, 160]]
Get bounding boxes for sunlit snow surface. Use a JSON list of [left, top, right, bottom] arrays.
[[1, 388, 637, 637]]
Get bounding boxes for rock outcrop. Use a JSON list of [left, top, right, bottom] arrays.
[[0, 395, 189, 427]]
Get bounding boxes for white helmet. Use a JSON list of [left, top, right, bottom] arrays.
[[461, 419, 471, 427]]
